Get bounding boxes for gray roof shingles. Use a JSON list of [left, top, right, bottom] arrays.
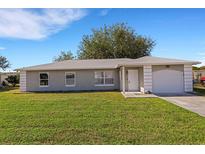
[[17, 56, 200, 71]]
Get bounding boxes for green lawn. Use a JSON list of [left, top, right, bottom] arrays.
[[1, 88, 205, 144], [194, 84, 205, 96]]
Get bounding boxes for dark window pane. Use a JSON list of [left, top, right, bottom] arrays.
[[40, 80, 48, 86], [40, 73, 48, 79], [66, 73, 75, 79]]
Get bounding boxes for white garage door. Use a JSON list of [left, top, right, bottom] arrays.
[[153, 69, 184, 93]]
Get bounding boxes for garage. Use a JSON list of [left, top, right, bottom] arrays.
[[152, 69, 184, 93]]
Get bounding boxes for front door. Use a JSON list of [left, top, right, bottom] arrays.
[[128, 70, 139, 91]]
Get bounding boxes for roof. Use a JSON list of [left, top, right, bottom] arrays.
[[0, 72, 19, 75], [118, 56, 200, 66], [17, 56, 201, 71], [17, 58, 133, 71]]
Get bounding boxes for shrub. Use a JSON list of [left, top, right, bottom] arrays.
[[5, 75, 19, 87], [1, 81, 7, 87]]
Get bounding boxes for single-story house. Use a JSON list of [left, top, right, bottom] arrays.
[[17, 56, 200, 94]]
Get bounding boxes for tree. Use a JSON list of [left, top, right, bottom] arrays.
[[200, 66, 205, 70], [53, 51, 74, 62], [193, 66, 200, 70], [5, 75, 19, 87], [78, 23, 155, 59], [0, 56, 10, 71]]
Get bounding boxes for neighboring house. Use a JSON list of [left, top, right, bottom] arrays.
[[193, 68, 205, 82], [0, 72, 19, 86], [17, 56, 200, 94]]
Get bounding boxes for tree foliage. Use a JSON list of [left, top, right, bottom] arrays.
[[200, 66, 205, 70], [1, 81, 7, 87], [5, 75, 19, 87], [193, 66, 200, 70], [53, 51, 74, 62], [0, 56, 10, 70], [78, 23, 155, 59]]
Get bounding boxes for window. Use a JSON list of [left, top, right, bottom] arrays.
[[39, 72, 49, 87], [65, 72, 75, 86], [95, 71, 114, 86]]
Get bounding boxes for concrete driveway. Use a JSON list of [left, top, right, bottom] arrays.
[[158, 93, 205, 117]]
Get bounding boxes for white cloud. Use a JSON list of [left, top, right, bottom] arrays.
[[0, 46, 6, 50], [0, 9, 87, 40], [99, 9, 111, 16]]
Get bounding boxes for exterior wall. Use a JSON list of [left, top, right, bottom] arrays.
[[25, 69, 120, 92], [143, 65, 152, 93], [119, 68, 122, 91], [152, 65, 184, 72], [139, 68, 144, 91], [20, 64, 193, 93], [184, 64, 193, 92], [1, 74, 9, 83], [20, 71, 27, 91], [144, 65, 184, 93]]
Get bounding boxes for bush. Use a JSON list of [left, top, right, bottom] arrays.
[[5, 75, 19, 87], [1, 81, 7, 87]]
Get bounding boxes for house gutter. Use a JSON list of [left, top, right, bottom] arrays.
[[117, 61, 201, 68]]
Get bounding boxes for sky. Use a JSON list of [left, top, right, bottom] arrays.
[[0, 8, 205, 71]]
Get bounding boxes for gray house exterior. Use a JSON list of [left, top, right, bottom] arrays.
[[17, 56, 200, 94]]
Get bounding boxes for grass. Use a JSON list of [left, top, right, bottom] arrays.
[[1, 88, 205, 144], [194, 83, 205, 96]]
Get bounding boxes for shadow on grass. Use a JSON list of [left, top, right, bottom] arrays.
[[25, 89, 120, 94], [3, 87, 120, 95], [194, 88, 205, 96], [155, 93, 195, 97], [0, 86, 19, 92]]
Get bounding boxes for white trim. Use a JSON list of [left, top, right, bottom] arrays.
[[184, 64, 193, 92], [65, 85, 76, 87], [95, 84, 114, 87], [122, 66, 125, 93], [143, 65, 152, 93], [20, 71, 27, 91], [65, 72, 76, 87], [39, 72, 49, 87]]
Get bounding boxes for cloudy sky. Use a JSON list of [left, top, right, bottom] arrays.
[[0, 8, 205, 70]]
